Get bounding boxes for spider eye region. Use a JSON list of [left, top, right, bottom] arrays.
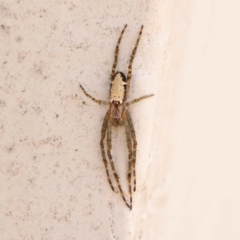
[[111, 72, 127, 103]]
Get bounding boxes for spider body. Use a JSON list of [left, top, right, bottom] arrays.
[[110, 72, 127, 126], [80, 25, 154, 210], [110, 102, 125, 126], [111, 72, 127, 103]]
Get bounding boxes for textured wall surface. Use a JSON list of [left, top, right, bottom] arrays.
[[0, 0, 190, 239]]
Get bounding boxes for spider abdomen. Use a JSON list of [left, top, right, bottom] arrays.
[[110, 72, 127, 104], [109, 101, 125, 126]]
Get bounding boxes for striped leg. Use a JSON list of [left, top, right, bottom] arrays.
[[126, 110, 137, 192], [126, 94, 154, 106], [111, 25, 127, 80], [100, 111, 117, 192], [125, 120, 133, 209], [107, 123, 131, 210], [80, 84, 110, 105], [126, 25, 144, 96]]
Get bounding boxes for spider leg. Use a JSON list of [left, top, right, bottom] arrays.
[[111, 24, 128, 80], [80, 84, 110, 105], [107, 123, 131, 210], [125, 119, 133, 209], [100, 111, 117, 193], [126, 25, 144, 97], [126, 110, 137, 192], [126, 94, 154, 106]]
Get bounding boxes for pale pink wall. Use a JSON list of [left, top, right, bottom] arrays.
[[165, 1, 240, 239]]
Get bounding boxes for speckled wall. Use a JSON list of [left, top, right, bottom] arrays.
[[0, 0, 190, 239]]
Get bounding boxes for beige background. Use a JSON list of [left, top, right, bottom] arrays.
[[1, 0, 239, 239], [0, 1, 186, 239], [166, 0, 240, 239]]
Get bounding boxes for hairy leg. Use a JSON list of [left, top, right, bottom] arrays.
[[80, 84, 110, 105], [126, 110, 137, 192], [126, 94, 154, 106], [125, 120, 133, 209], [100, 111, 117, 192], [107, 123, 131, 209], [111, 25, 127, 80], [126, 25, 144, 97]]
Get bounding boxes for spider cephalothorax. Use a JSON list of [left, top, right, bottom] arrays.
[[110, 72, 127, 126], [80, 25, 154, 210]]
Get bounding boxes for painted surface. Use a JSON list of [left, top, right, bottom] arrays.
[[6, 0, 240, 239], [165, 1, 240, 239], [1, 0, 183, 239]]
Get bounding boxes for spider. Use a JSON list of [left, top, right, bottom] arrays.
[[80, 25, 154, 210]]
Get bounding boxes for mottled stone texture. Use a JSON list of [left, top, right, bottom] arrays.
[[0, 0, 190, 239]]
